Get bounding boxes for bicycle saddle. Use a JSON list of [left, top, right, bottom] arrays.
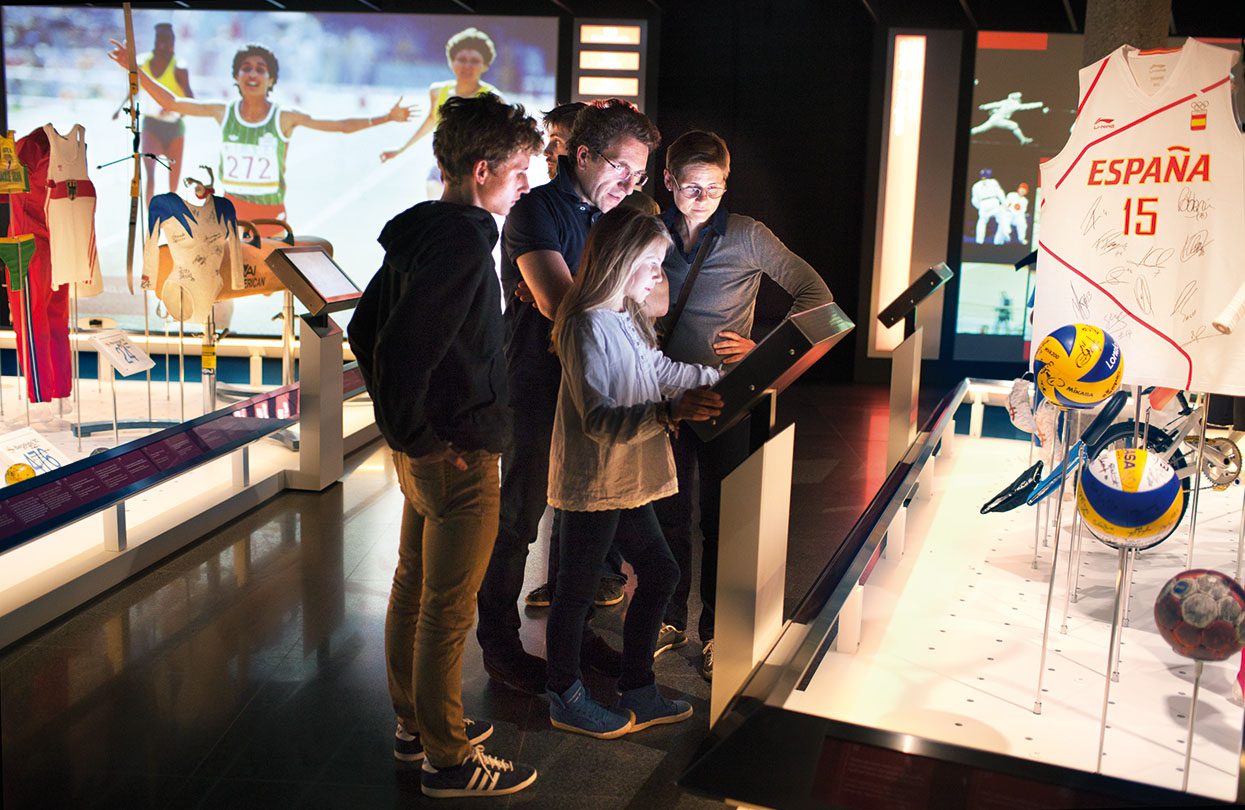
[[980, 460, 1044, 514]]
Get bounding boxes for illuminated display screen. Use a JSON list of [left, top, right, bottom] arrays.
[[3, 5, 557, 336], [953, 32, 1081, 363]]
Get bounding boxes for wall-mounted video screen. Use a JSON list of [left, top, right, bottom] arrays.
[[3, 5, 558, 336], [953, 32, 1081, 363], [952, 31, 1244, 364]]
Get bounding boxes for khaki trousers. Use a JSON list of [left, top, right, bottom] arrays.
[[384, 449, 500, 767]]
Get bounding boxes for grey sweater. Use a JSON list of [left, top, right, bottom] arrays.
[[658, 212, 834, 367]]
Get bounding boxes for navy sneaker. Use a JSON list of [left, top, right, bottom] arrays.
[[394, 718, 494, 762], [548, 679, 633, 739], [594, 577, 626, 606], [482, 649, 547, 696], [618, 683, 693, 731], [653, 624, 688, 658], [524, 583, 553, 608], [421, 745, 537, 798]]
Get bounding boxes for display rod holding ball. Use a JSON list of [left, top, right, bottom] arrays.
[[1153, 569, 1245, 791], [1031, 322, 1125, 718]]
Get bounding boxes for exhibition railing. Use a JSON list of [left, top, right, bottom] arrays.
[[680, 378, 1216, 808], [0, 362, 368, 555]]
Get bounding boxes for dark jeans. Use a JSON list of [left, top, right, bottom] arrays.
[[546, 505, 679, 694], [476, 381, 624, 659], [653, 419, 750, 643], [547, 522, 626, 591]]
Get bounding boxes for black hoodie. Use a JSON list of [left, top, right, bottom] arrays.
[[349, 201, 509, 458]]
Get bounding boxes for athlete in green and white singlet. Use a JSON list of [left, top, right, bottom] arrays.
[[107, 39, 412, 232], [219, 99, 288, 209]]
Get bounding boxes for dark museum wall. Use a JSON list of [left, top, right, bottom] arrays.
[[653, 1, 877, 382]]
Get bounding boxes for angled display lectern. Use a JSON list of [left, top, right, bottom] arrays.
[[265, 246, 362, 490], [705, 302, 855, 724]]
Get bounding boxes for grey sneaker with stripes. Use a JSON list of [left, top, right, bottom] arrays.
[[420, 744, 538, 798]]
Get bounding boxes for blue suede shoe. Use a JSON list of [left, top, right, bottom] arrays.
[[548, 680, 633, 739], [618, 683, 693, 731]]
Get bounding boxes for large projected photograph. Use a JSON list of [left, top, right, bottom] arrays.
[[3, 5, 558, 335]]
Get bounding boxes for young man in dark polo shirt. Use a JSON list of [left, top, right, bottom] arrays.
[[476, 99, 663, 694], [349, 95, 542, 798]]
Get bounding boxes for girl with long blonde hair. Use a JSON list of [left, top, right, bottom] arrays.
[[543, 206, 722, 739]]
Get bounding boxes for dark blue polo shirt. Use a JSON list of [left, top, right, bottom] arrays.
[[501, 154, 599, 394]]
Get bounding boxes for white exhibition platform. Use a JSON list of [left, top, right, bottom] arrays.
[[0, 374, 378, 649], [785, 430, 1244, 801]]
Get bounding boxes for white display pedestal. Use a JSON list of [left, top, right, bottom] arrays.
[[287, 314, 344, 491], [887, 326, 922, 471], [710, 422, 795, 726]]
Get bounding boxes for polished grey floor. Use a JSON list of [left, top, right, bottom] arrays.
[[0, 382, 899, 809]]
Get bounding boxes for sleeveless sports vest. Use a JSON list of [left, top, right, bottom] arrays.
[[219, 100, 287, 205], [1031, 38, 1245, 395], [140, 52, 187, 122], [431, 80, 500, 121]]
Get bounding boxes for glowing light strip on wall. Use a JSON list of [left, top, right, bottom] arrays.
[[580, 25, 641, 45], [579, 50, 640, 71], [578, 76, 640, 96], [573, 19, 647, 110], [874, 34, 926, 352]]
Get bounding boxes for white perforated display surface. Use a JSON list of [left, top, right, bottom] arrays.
[[785, 431, 1244, 801]]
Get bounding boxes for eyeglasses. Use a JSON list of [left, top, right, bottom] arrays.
[[591, 147, 649, 188], [673, 182, 727, 200]]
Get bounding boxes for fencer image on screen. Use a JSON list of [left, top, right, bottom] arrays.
[[3, 5, 557, 337]]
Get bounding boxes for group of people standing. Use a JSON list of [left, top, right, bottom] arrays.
[[350, 92, 832, 798]]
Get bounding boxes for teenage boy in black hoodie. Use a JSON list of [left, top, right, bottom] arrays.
[[349, 94, 542, 800]]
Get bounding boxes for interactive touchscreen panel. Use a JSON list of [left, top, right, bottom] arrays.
[[266, 247, 361, 315]]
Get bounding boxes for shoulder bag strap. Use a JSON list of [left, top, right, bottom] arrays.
[[661, 230, 717, 348]]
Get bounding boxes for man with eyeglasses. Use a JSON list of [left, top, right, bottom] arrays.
[[476, 98, 664, 694], [541, 100, 661, 217], [653, 130, 833, 681]]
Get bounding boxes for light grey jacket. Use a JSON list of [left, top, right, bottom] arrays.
[[549, 309, 719, 512]]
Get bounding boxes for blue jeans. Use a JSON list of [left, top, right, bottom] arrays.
[[546, 505, 679, 694]]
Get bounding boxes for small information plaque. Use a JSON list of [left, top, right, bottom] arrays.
[[0, 427, 72, 476], [89, 331, 155, 377]]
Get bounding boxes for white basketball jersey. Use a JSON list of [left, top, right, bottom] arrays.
[[1031, 38, 1245, 395]]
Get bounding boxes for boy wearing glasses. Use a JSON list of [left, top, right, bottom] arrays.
[[476, 99, 664, 694], [654, 130, 833, 680]]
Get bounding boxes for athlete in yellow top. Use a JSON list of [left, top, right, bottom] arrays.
[[139, 23, 193, 205], [380, 27, 503, 198]]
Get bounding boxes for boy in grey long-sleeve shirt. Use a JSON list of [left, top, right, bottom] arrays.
[[653, 130, 833, 679], [657, 206, 833, 369]]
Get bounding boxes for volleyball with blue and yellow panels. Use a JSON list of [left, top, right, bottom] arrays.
[[1078, 448, 1183, 548], [1033, 324, 1123, 409]]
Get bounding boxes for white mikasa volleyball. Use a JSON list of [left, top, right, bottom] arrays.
[[1077, 447, 1183, 550]]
